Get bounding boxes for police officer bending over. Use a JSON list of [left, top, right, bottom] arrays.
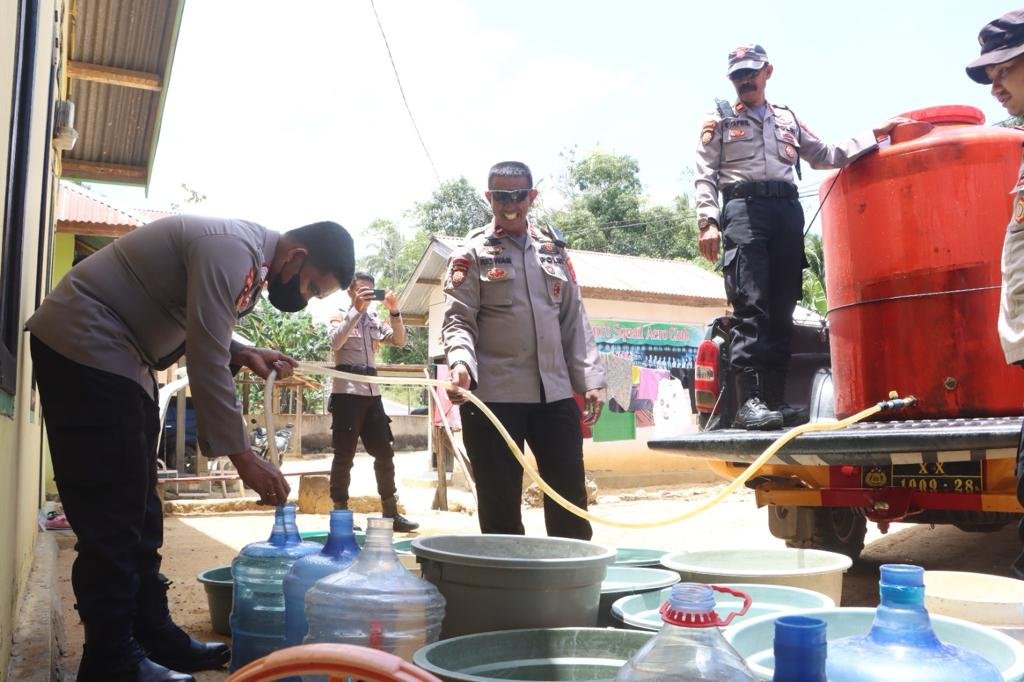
[[27, 216, 354, 681], [695, 43, 902, 430]]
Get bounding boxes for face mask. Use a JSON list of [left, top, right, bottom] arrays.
[[267, 263, 307, 312]]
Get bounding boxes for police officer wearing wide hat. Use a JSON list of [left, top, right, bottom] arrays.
[[965, 8, 1024, 576], [695, 44, 902, 430], [442, 161, 607, 540], [26, 216, 354, 681]]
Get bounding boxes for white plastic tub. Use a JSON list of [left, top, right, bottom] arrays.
[[725, 606, 1024, 682], [661, 548, 851, 604], [612, 582, 835, 632], [925, 570, 1024, 644]]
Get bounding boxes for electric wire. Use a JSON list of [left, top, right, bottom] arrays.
[[368, 0, 441, 184]]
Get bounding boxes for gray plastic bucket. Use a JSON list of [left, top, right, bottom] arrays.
[[197, 566, 232, 636], [598, 566, 679, 627], [413, 627, 653, 681], [412, 535, 616, 638]]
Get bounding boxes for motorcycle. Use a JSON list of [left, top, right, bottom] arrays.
[[250, 418, 294, 465]]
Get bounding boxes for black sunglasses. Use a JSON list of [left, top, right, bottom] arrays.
[[489, 188, 532, 203]]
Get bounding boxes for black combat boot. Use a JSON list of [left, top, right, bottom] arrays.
[[764, 367, 809, 426], [79, 622, 195, 682], [134, 574, 230, 673], [732, 369, 784, 430], [382, 496, 419, 533]]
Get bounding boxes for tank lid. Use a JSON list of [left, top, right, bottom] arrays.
[[897, 105, 985, 126]]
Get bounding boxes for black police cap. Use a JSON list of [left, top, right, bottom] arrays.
[[967, 9, 1024, 84]]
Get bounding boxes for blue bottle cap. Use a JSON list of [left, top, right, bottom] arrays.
[[774, 614, 827, 647], [880, 564, 924, 587]]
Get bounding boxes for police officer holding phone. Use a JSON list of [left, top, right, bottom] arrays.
[[327, 271, 418, 532], [695, 44, 902, 431]]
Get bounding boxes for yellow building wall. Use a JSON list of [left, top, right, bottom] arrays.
[[0, 0, 65, 674], [52, 232, 74, 287]]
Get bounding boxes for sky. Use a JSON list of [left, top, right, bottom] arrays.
[[90, 0, 1017, 319]]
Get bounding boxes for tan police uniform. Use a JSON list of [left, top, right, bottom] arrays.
[[442, 222, 605, 402], [1001, 156, 1024, 365], [328, 307, 405, 395], [441, 220, 605, 539], [26, 214, 273, 456], [694, 102, 878, 226]]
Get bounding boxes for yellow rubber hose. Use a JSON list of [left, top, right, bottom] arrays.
[[262, 363, 913, 528]]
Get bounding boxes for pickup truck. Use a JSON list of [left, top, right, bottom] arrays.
[[648, 315, 1023, 560]]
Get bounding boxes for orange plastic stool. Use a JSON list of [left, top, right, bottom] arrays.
[[226, 643, 443, 682]]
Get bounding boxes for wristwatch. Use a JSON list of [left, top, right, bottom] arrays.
[[390, 310, 401, 318], [698, 217, 718, 232]]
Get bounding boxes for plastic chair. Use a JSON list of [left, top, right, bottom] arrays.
[[226, 643, 443, 682]]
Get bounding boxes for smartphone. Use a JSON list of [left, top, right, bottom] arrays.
[[372, 289, 386, 301]]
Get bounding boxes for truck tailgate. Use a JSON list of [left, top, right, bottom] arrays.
[[647, 417, 1023, 465]]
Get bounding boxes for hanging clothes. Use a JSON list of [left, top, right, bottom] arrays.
[[600, 352, 634, 411], [637, 367, 671, 401]]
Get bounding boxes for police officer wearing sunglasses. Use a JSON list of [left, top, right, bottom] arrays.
[[442, 161, 606, 540], [695, 44, 901, 431]]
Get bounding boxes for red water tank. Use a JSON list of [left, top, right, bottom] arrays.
[[821, 105, 1024, 419]]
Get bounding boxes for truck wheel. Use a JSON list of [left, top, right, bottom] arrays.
[[785, 507, 867, 561], [952, 521, 1011, 533]]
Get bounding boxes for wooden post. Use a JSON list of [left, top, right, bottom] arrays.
[[294, 384, 303, 457]]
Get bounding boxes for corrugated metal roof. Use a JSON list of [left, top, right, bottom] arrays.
[[398, 235, 728, 319], [63, 0, 185, 186], [56, 180, 148, 227]]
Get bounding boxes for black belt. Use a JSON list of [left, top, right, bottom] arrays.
[[723, 180, 798, 203], [335, 363, 377, 376]]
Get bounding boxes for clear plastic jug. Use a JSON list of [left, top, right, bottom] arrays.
[[283, 509, 361, 646], [772, 615, 827, 682], [616, 583, 757, 681], [229, 504, 322, 671], [303, 517, 445, 661], [827, 564, 1002, 681]]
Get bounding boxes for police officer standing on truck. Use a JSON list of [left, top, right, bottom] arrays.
[[695, 43, 902, 430], [442, 161, 606, 540], [965, 8, 1024, 577]]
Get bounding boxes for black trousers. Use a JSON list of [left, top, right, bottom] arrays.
[[30, 336, 164, 654], [459, 398, 592, 540], [721, 195, 806, 372], [328, 393, 397, 506]]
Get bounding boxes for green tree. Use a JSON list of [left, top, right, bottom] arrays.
[[410, 176, 491, 237], [802, 233, 827, 315], [547, 149, 702, 261], [234, 297, 331, 414]]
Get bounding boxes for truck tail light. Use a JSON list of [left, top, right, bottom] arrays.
[[694, 339, 722, 413]]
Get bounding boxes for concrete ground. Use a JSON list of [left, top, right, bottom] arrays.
[[50, 449, 1023, 680]]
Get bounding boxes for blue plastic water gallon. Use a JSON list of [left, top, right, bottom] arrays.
[[772, 615, 827, 682], [228, 504, 321, 671], [827, 564, 1002, 681], [304, 517, 445, 661], [616, 583, 757, 681], [283, 509, 360, 646]]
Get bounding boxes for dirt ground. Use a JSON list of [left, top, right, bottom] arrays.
[[53, 450, 1023, 680]]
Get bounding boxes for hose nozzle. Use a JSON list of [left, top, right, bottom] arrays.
[[878, 392, 917, 411]]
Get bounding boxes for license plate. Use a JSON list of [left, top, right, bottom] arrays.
[[861, 461, 983, 494]]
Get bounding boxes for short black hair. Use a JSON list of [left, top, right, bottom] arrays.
[[488, 161, 532, 189], [284, 221, 355, 289], [352, 270, 375, 285]]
